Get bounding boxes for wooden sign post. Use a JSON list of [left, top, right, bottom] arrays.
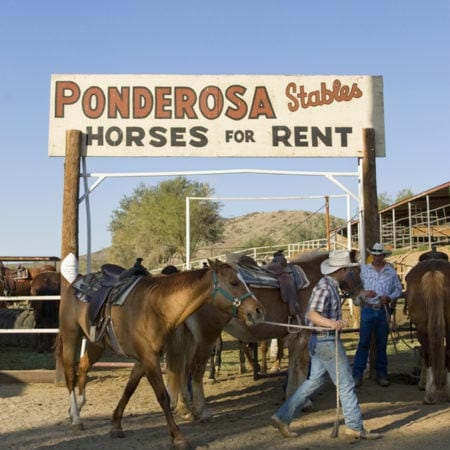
[[55, 129, 82, 385]]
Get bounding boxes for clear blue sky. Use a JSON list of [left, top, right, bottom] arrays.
[[1, 0, 449, 258]]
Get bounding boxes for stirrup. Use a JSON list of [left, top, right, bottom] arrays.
[[287, 315, 302, 334]]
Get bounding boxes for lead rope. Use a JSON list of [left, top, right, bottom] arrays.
[[331, 330, 340, 437]]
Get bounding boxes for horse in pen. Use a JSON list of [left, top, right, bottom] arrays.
[[405, 247, 450, 404], [56, 258, 264, 450], [0, 262, 60, 352]]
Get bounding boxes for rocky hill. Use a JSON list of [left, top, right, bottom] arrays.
[[85, 210, 343, 271]]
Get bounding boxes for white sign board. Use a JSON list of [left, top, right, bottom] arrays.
[[49, 74, 385, 158]]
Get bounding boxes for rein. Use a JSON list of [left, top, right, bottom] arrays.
[[211, 271, 254, 317]]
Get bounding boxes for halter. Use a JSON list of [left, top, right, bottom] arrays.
[[211, 271, 254, 317]]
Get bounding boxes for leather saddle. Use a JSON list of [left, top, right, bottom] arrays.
[[72, 258, 149, 329]]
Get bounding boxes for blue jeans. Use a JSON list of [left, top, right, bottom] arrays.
[[274, 335, 363, 431], [352, 306, 390, 379]]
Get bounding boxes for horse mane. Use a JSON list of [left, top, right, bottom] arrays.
[[289, 249, 328, 265], [142, 268, 209, 296]]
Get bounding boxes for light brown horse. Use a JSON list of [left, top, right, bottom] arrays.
[[165, 250, 364, 421], [56, 259, 264, 450], [406, 252, 450, 404]]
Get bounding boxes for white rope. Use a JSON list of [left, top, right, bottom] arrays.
[[332, 330, 340, 437], [261, 320, 332, 332]]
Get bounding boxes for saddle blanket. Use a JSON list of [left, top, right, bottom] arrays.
[[237, 262, 309, 290]]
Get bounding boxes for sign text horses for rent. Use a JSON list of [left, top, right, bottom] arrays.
[[49, 75, 384, 158]]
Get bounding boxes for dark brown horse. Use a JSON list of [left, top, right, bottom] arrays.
[[56, 259, 264, 449], [406, 251, 450, 404], [30, 271, 61, 351], [0, 263, 56, 298], [165, 250, 364, 421], [0, 264, 60, 351]]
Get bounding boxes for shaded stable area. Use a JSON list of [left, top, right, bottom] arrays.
[[336, 181, 450, 251]]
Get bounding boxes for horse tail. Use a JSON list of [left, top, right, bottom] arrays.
[[421, 270, 446, 388], [55, 333, 64, 368], [165, 324, 192, 407]]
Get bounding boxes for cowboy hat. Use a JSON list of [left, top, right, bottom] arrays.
[[367, 242, 392, 256], [320, 250, 360, 275]]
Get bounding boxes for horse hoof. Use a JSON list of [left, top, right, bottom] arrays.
[[70, 423, 84, 432], [180, 411, 195, 422], [173, 437, 191, 449], [110, 429, 125, 439], [198, 412, 213, 423]]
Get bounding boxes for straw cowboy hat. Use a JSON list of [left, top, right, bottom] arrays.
[[320, 250, 360, 275], [367, 242, 392, 256]]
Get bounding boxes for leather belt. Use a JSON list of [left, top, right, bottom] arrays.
[[363, 303, 382, 310], [314, 331, 335, 337]]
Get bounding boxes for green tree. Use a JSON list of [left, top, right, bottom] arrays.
[[243, 235, 276, 249], [378, 192, 393, 210], [108, 177, 224, 267], [395, 188, 413, 202]]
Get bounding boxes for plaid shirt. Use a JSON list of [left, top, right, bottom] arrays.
[[306, 275, 342, 326], [360, 263, 403, 306]]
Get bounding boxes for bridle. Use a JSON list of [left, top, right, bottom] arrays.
[[211, 271, 254, 317]]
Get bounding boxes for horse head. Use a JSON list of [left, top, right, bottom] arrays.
[[340, 266, 365, 306], [207, 258, 265, 326]]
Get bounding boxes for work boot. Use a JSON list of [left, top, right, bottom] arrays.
[[345, 428, 382, 440], [271, 415, 298, 438]]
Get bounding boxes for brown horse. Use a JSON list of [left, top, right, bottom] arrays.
[[30, 271, 61, 352], [406, 251, 450, 404], [164, 250, 364, 421], [56, 259, 264, 450], [0, 263, 56, 298]]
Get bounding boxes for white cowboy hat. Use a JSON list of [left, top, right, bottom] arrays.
[[367, 242, 392, 256], [320, 250, 360, 275]]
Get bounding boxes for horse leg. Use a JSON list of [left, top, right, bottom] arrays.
[[207, 337, 222, 382], [417, 333, 437, 404], [142, 355, 189, 449], [173, 367, 195, 421], [239, 341, 247, 374], [213, 335, 223, 378], [57, 330, 85, 429], [259, 340, 268, 374], [207, 351, 216, 381], [76, 341, 105, 413], [424, 366, 437, 404], [111, 362, 146, 438], [446, 325, 450, 402], [269, 338, 285, 373], [190, 345, 216, 421]]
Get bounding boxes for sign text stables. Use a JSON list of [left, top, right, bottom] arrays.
[[54, 80, 362, 149]]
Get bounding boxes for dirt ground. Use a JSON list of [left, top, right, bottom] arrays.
[[1, 246, 449, 449], [1, 359, 449, 450]]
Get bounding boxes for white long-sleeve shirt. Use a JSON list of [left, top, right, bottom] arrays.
[[360, 263, 403, 306]]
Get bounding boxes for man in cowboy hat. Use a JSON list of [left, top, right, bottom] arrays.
[[271, 250, 381, 440], [352, 243, 403, 388]]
